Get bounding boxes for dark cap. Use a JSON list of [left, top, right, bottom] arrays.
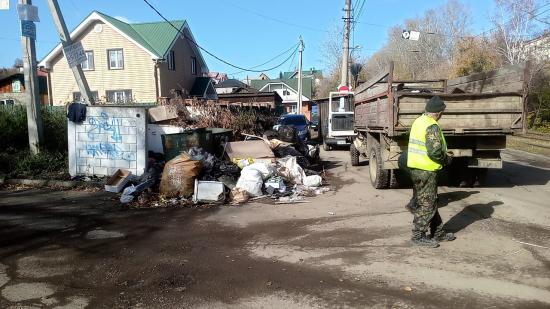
[[425, 96, 446, 113]]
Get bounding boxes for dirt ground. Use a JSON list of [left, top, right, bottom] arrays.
[[0, 148, 549, 308]]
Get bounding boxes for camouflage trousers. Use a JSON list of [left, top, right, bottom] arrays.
[[408, 169, 444, 236]]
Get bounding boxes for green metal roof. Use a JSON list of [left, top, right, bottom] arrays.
[[250, 78, 313, 100], [282, 69, 323, 80], [96, 11, 185, 58]]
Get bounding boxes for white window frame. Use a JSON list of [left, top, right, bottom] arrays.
[[191, 56, 197, 75], [108, 49, 124, 70], [167, 50, 176, 71], [81, 51, 94, 71], [290, 104, 298, 114], [106, 89, 132, 104]]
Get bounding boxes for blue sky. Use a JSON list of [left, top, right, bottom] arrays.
[[0, 0, 522, 79]]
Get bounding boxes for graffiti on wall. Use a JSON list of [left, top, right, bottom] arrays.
[[82, 111, 137, 162], [87, 112, 123, 142]]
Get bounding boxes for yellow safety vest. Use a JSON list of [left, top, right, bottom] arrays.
[[407, 114, 447, 171]]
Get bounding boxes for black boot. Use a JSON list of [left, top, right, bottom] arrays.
[[411, 231, 439, 248], [433, 231, 456, 242]]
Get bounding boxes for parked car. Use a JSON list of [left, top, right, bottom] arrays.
[[274, 114, 312, 141]]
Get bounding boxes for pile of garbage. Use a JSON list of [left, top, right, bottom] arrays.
[[113, 125, 328, 208]]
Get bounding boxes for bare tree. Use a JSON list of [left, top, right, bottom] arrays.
[[490, 0, 539, 64], [362, 0, 472, 80]]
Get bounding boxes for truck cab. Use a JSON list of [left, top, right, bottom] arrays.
[[318, 91, 355, 150]]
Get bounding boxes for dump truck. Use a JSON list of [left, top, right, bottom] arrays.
[[351, 62, 527, 189], [317, 91, 355, 150]]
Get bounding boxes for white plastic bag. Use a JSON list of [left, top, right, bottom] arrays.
[[276, 156, 306, 184], [235, 167, 264, 197], [247, 162, 275, 179], [303, 175, 322, 187]]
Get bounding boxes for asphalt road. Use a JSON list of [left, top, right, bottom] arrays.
[[0, 149, 549, 308]]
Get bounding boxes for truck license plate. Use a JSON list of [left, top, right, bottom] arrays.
[[337, 140, 346, 145]]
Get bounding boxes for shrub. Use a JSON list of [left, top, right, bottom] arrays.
[[0, 105, 67, 152]]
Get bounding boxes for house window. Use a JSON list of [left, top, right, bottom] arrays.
[[290, 104, 298, 114], [106, 89, 132, 104], [108, 49, 124, 70], [191, 57, 197, 75], [73, 91, 99, 102], [12, 80, 21, 93], [167, 50, 176, 71], [81, 51, 94, 71]]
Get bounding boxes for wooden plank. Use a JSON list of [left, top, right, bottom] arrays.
[[446, 63, 526, 94], [355, 67, 390, 95]]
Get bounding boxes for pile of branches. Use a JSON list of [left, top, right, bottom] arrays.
[[167, 98, 279, 138]]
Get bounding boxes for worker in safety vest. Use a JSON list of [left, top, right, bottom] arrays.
[[406, 96, 455, 248]]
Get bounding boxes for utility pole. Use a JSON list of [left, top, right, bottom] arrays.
[[19, 0, 44, 154], [340, 0, 352, 88], [47, 0, 94, 104], [297, 36, 304, 115]]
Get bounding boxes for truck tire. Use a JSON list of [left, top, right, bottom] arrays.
[[369, 139, 389, 189], [389, 169, 399, 189], [350, 143, 360, 166], [323, 140, 331, 151]]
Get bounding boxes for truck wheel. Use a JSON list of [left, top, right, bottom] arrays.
[[369, 139, 389, 189], [350, 143, 360, 166], [389, 169, 399, 189], [323, 140, 331, 151]]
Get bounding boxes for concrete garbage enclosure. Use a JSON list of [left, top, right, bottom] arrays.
[[68, 106, 148, 177]]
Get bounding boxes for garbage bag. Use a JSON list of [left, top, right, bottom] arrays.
[[276, 156, 307, 185], [247, 163, 275, 179], [235, 167, 264, 197], [160, 153, 202, 198]]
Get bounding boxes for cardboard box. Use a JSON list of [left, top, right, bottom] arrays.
[[225, 140, 275, 161], [104, 169, 132, 193], [148, 105, 178, 123]]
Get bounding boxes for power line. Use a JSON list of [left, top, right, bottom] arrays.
[[228, 43, 300, 75], [142, 0, 300, 73], [217, 0, 329, 33]]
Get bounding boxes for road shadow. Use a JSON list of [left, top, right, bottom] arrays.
[[482, 161, 550, 188], [438, 190, 480, 208], [444, 201, 504, 234]]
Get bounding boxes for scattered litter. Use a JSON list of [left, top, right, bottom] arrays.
[[303, 175, 322, 187], [404, 287, 413, 292], [104, 169, 132, 193], [276, 196, 309, 204], [328, 212, 335, 215], [230, 188, 250, 204]]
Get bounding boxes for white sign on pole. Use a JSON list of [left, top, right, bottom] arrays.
[[409, 31, 420, 41], [0, 0, 9, 10], [63, 42, 87, 68], [402, 30, 420, 41], [17, 4, 40, 22]]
